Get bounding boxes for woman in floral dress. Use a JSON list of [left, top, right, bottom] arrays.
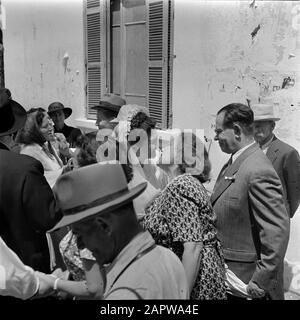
[[142, 132, 227, 300]]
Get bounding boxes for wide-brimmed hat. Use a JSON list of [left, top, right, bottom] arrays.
[[49, 163, 147, 232], [91, 93, 126, 113], [48, 102, 72, 119], [251, 103, 280, 122], [0, 88, 27, 137]]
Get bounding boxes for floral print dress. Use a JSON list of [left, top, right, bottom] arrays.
[[142, 174, 227, 300]]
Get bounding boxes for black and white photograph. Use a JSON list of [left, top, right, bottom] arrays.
[[0, 0, 299, 311]]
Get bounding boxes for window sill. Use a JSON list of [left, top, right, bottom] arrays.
[[74, 118, 97, 132]]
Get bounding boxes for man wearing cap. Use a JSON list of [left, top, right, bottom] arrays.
[[48, 102, 81, 147], [252, 103, 300, 218], [91, 93, 126, 131], [49, 163, 189, 299], [0, 88, 62, 276]]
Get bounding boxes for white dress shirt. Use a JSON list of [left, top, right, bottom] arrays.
[[232, 141, 256, 163], [0, 237, 39, 300]]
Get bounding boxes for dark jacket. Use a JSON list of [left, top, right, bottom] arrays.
[[0, 142, 62, 273], [211, 143, 290, 300], [54, 124, 81, 148], [266, 136, 300, 218]]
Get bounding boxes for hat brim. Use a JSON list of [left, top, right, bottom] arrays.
[[48, 107, 72, 119], [48, 181, 147, 232], [91, 102, 121, 113], [0, 100, 27, 137], [254, 117, 280, 122]]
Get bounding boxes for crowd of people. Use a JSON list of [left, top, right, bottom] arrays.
[[0, 87, 299, 300]]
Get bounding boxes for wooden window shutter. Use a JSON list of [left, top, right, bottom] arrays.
[[84, 0, 107, 119], [146, 0, 173, 129]]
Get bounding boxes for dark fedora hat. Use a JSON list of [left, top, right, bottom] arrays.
[[48, 163, 147, 232], [91, 93, 126, 113], [0, 88, 27, 137], [48, 102, 72, 119]]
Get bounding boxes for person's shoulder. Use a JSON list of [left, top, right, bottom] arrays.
[[168, 174, 202, 195], [273, 138, 299, 158], [170, 173, 199, 187], [0, 150, 43, 172], [242, 148, 277, 176]]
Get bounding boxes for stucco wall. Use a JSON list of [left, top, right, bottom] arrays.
[[172, 0, 300, 262], [2, 0, 86, 126]]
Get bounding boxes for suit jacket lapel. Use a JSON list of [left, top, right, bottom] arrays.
[[211, 143, 259, 205], [266, 135, 279, 164]]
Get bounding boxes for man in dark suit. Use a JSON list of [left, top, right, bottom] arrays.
[[211, 103, 290, 300], [252, 103, 300, 218], [0, 88, 62, 273]]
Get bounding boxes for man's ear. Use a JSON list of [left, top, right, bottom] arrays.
[[94, 216, 112, 236], [271, 121, 276, 131], [233, 123, 242, 139]]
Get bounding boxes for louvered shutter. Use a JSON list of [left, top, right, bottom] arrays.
[[146, 0, 172, 129], [85, 0, 107, 119]]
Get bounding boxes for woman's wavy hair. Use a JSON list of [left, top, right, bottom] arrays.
[[16, 108, 47, 146], [128, 111, 156, 148], [75, 131, 99, 167], [76, 132, 133, 183], [177, 132, 211, 183]]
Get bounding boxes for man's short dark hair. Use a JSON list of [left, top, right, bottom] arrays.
[[217, 103, 254, 135]]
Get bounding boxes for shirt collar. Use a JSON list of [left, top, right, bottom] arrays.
[[232, 140, 255, 163], [104, 231, 155, 292], [260, 134, 274, 151]]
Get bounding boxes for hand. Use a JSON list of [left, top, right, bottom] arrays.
[[34, 271, 56, 298], [246, 281, 266, 299], [55, 133, 71, 157], [62, 158, 76, 173], [52, 268, 70, 281]]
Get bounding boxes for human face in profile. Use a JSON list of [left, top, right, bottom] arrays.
[[214, 112, 237, 154], [40, 112, 54, 141]]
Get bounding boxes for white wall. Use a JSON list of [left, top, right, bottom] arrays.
[[172, 0, 300, 262], [2, 0, 86, 126]]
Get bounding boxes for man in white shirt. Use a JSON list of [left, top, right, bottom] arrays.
[[0, 237, 54, 299]]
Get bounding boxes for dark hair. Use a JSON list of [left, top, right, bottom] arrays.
[[177, 132, 211, 183], [4, 88, 12, 99], [128, 112, 156, 148], [16, 108, 47, 145], [130, 112, 156, 133], [77, 133, 133, 183], [75, 132, 99, 167], [100, 108, 119, 120], [217, 103, 254, 136]]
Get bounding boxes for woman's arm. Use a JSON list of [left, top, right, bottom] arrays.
[[181, 242, 203, 293]]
